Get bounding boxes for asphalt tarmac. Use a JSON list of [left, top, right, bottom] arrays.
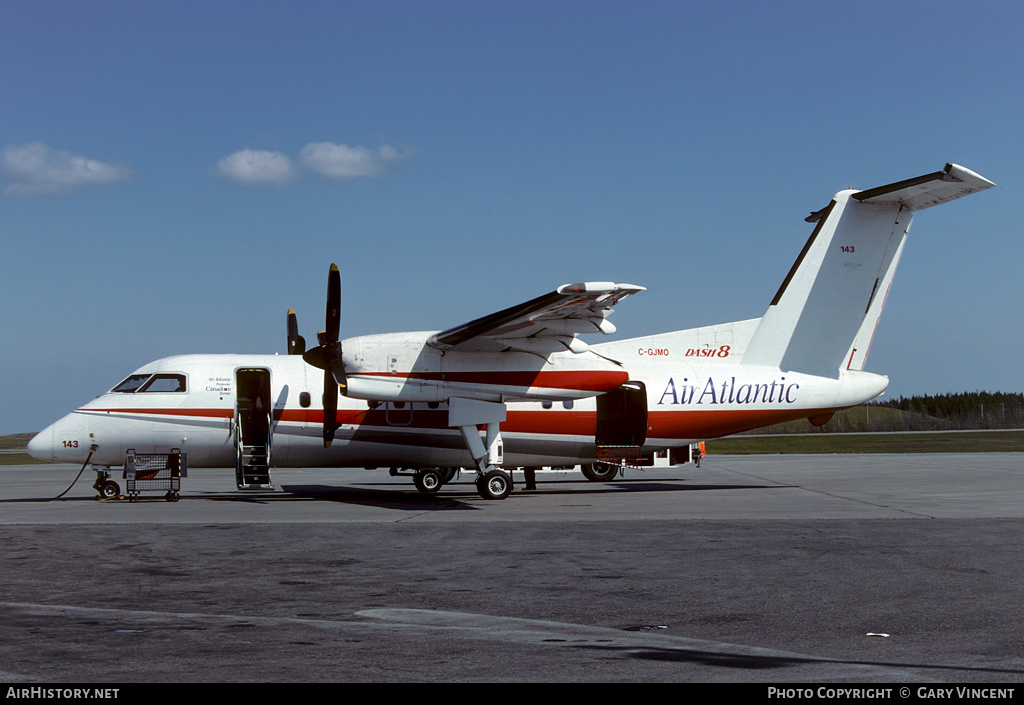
[[2, 453, 1023, 684]]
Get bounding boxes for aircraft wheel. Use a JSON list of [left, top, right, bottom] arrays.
[[438, 468, 458, 485], [99, 481, 120, 499], [413, 469, 442, 494], [477, 468, 511, 500], [581, 462, 618, 482]]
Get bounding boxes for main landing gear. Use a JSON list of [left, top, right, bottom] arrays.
[[398, 398, 515, 500], [449, 397, 512, 500], [413, 469, 443, 493], [405, 397, 515, 500], [408, 466, 511, 500], [475, 467, 512, 500], [412, 467, 458, 494]]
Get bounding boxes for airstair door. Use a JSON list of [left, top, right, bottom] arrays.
[[235, 368, 274, 489]]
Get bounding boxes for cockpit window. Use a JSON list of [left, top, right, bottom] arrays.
[[138, 374, 187, 393], [111, 375, 151, 393], [110, 373, 187, 393]]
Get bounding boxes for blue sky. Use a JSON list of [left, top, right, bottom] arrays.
[[2, 1, 1021, 434]]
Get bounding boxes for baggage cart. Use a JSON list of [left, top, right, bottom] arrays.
[[125, 452, 187, 502]]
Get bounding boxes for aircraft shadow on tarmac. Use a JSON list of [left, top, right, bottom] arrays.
[[189, 478, 785, 511], [0, 478, 784, 510]]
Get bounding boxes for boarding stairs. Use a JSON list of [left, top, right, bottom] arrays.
[[235, 416, 274, 489]]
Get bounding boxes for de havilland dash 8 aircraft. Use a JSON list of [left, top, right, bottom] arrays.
[[28, 163, 995, 500]]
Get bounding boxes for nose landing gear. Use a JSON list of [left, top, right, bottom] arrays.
[[92, 469, 121, 500]]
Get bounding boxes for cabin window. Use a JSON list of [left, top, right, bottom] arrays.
[[111, 375, 151, 393], [541, 401, 553, 409], [299, 392, 311, 408], [138, 374, 187, 393], [562, 400, 574, 409]]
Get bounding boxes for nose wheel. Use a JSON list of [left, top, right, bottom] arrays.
[[99, 480, 121, 499], [93, 469, 121, 500]]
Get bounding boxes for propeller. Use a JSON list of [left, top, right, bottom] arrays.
[[287, 309, 306, 355], [301, 264, 345, 447]]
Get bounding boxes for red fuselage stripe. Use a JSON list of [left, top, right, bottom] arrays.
[[82, 406, 838, 441], [79, 408, 234, 418]]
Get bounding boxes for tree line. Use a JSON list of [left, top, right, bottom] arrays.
[[869, 391, 1024, 431], [752, 391, 1024, 434]]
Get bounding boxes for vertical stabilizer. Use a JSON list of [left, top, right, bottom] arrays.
[[742, 164, 994, 375]]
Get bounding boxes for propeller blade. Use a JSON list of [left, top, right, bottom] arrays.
[[326, 263, 341, 344], [323, 368, 339, 448], [300, 264, 346, 448], [287, 309, 306, 355]]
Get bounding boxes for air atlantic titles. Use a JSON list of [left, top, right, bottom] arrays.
[[658, 376, 799, 406]]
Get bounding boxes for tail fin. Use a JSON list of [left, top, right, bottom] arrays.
[[742, 163, 994, 376]]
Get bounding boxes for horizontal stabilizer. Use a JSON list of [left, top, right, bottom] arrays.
[[851, 163, 994, 212]]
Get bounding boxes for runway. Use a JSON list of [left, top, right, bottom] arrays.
[[2, 453, 1023, 683]]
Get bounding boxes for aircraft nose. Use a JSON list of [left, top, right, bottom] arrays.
[[27, 425, 54, 462]]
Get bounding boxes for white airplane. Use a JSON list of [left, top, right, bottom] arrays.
[[28, 163, 995, 500]]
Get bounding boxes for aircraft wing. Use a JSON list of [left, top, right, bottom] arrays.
[[427, 282, 645, 353]]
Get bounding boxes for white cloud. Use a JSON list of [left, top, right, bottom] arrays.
[[211, 148, 297, 188], [2, 142, 132, 196], [212, 142, 412, 188], [299, 141, 412, 181]]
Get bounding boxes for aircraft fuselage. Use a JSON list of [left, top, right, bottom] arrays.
[[29, 349, 886, 469]]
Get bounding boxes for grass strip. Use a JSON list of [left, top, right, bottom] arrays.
[[710, 430, 1024, 454]]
